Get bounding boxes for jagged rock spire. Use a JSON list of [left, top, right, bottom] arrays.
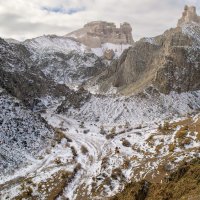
[[177, 5, 200, 27], [66, 21, 134, 48]]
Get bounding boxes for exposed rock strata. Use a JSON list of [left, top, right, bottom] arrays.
[[66, 21, 134, 48], [178, 5, 200, 27], [90, 7, 200, 95]]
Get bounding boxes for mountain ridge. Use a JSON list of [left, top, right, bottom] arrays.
[[66, 21, 134, 48], [0, 5, 200, 200], [89, 21, 200, 95]]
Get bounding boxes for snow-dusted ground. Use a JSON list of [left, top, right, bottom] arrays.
[[182, 22, 200, 46], [1, 89, 200, 199], [42, 109, 200, 199], [39, 90, 200, 199], [64, 90, 200, 126], [23, 36, 131, 88], [0, 88, 54, 179], [1, 25, 200, 198]]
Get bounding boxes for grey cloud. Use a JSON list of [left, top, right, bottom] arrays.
[[0, 13, 71, 40], [0, 0, 199, 40]]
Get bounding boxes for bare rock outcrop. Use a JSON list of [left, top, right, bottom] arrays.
[[0, 38, 93, 109], [66, 21, 134, 48], [92, 6, 200, 95], [103, 49, 115, 60], [177, 5, 200, 27]]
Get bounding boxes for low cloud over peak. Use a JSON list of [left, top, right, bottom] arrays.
[[0, 0, 199, 41]]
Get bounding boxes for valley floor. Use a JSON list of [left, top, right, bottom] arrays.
[[1, 108, 200, 199]]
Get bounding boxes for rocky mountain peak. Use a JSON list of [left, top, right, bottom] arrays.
[[177, 5, 200, 27], [91, 6, 200, 95], [1, 5, 200, 200], [66, 21, 134, 48]]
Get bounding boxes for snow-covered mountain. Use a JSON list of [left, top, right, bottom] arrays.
[[23, 35, 107, 88], [0, 88, 54, 179], [89, 21, 200, 95], [0, 5, 200, 200]]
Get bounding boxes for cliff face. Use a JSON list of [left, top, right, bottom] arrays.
[[66, 21, 134, 48], [0, 88, 55, 177], [0, 37, 94, 110], [92, 6, 200, 95], [177, 5, 200, 27]]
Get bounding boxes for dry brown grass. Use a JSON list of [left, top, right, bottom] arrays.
[[146, 135, 155, 147], [54, 128, 67, 143], [54, 157, 62, 165], [36, 170, 72, 200], [16, 184, 33, 200], [15, 170, 72, 200], [110, 159, 200, 200], [175, 127, 188, 139], [196, 132, 200, 141], [111, 168, 124, 180], [168, 143, 176, 152], [155, 144, 163, 153], [123, 159, 130, 169]]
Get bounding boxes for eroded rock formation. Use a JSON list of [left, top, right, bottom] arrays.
[[66, 21, 134, 48], [103, 49, 115, 60], [90, 6, 200, 95], [177, 5, 200, 27]]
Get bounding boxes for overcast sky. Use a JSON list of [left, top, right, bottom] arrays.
[[0, 0, 199, 41]]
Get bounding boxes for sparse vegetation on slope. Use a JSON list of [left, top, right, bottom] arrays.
[[110, 159, 200, 200]]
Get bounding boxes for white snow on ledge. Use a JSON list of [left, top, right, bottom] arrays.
[[142, 37, 156, 45], [91, 43, 131, 58]]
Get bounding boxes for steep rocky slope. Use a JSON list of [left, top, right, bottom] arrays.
[[23, 35, 106, 88], [66, 21, 134, 47], [0, 37, 63, 106], [0, 37, 94, 109], [91, 8, 200, 95], [110, 158, 200, 200], [1, 35, 107, 97], [0, 5, 200, 200], [0, 88, 54, 178], [66, 21, 133, 59]]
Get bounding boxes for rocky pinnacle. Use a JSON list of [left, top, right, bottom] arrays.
[[66, 21, 134, 48], [177, 5, 200, 27]]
